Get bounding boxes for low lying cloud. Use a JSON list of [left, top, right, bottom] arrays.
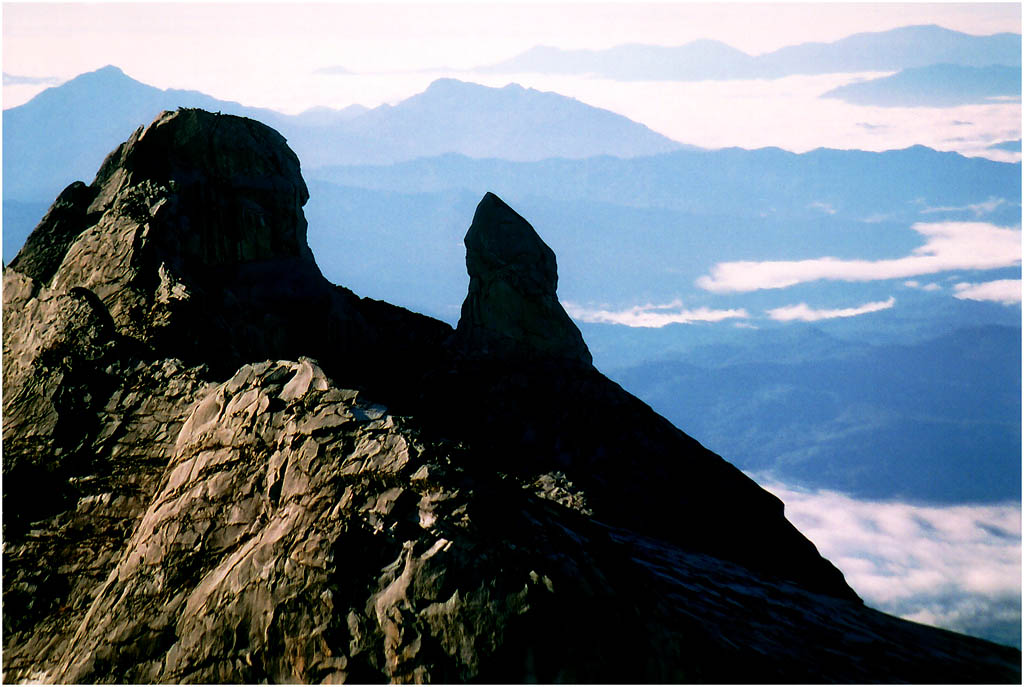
[[953, 279, 1022, 305], [758, 478, 1022, 647], [563, 300, 748, 328], [767, 297, 895, 322], [697, 222, 1021, 293]]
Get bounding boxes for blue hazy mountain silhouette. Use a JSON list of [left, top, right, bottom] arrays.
[[611, 324, 1022, 503], [308, 147, 1020, 224], [4, 64, 1019, 516], [1, 66, 287, 201], [288, 103, 371, 125], [326, 78, 684, 162], [823, 64, 1021, 106], [480, 25, 1021, 80], [989, 139, 1022, 152], [296, 165, 1019, 335], [2, 67, 683, 203]]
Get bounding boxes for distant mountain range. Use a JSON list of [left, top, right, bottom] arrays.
[[2, 66, 284, 202], [4, 43, 1019, 653], [8, 145, 1019, 301], [479, 25, 1022, 80], [5, 64, 1020, 315], [823, 64, 1022, 106], [989, 139, 1022, 152], [611, 323, 1022, 503], [307, 146, 1020, 224], [5, 73, 1020, 314], [2, 66, 683, 202], [5, 106, 1019, 683]]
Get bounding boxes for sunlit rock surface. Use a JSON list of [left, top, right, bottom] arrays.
[[2, 109, 1020, 683]]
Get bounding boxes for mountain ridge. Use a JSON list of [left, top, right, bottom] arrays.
[[479, 24, 1022, 80], [2, 66, 684, 204], [3, 108, 1019, 682], [822, 63, 1022, 106]]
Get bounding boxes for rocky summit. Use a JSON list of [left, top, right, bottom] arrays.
[[3, 109, 1020, 684], [451, 192, 592, 366]]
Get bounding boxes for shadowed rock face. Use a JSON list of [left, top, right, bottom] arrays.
[[6, 108, 449, 381], [10, 109, 314, 333], [2, 109, 1020, 684], [452, 192, 591, 366]]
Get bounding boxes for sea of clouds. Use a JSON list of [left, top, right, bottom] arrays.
[[6, 64, 1020, 166], [476, 72, 1022, 163], [760, 478, 1022, 648]]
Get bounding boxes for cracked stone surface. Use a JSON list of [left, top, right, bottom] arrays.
[[3, 109, 1020, 683]]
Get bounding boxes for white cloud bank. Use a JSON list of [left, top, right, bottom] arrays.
[[563, 299, 748, 328], [759, 479, 1022, 647], [767, 297, 895, 322], [697, 222, 1022, 293], [954, 279, 1022, 305]]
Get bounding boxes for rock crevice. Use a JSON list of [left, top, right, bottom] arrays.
[[3, 108, 1020, 684]]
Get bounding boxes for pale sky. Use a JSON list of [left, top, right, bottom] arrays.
[[3, 2, 1021, 112], [2, 3, 1021, 159]]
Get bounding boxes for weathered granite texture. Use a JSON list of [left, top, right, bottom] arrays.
[[3, 109, 1020, 683], [5, 108, 449, 382]]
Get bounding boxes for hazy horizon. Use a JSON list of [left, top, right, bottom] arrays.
[[4, 3, 1021, 160], [3, 1, 1021, 650]]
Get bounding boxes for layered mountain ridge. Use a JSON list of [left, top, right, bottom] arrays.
[[3, 109, 1020, 683], [479, 24, 1022, 79], [2, 66, 683, 205]]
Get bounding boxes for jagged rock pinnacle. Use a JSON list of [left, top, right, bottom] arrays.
[[4, 109, 1019, 685], [452, 192, 592, 366], [7, 109, 321, 356], [4, 108, 450, 381]]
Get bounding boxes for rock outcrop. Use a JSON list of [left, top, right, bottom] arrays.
[[3, 109, 1020, 683], [436, 195, 854, 603], [451, 192, 591, 366], [5, 108, 449, 382]]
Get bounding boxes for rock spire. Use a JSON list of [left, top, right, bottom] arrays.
[[2, 109, 1019, 684], [452, 192, 592, 366]]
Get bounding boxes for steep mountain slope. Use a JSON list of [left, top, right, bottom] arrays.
[[2, 109, 1020, 682]]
